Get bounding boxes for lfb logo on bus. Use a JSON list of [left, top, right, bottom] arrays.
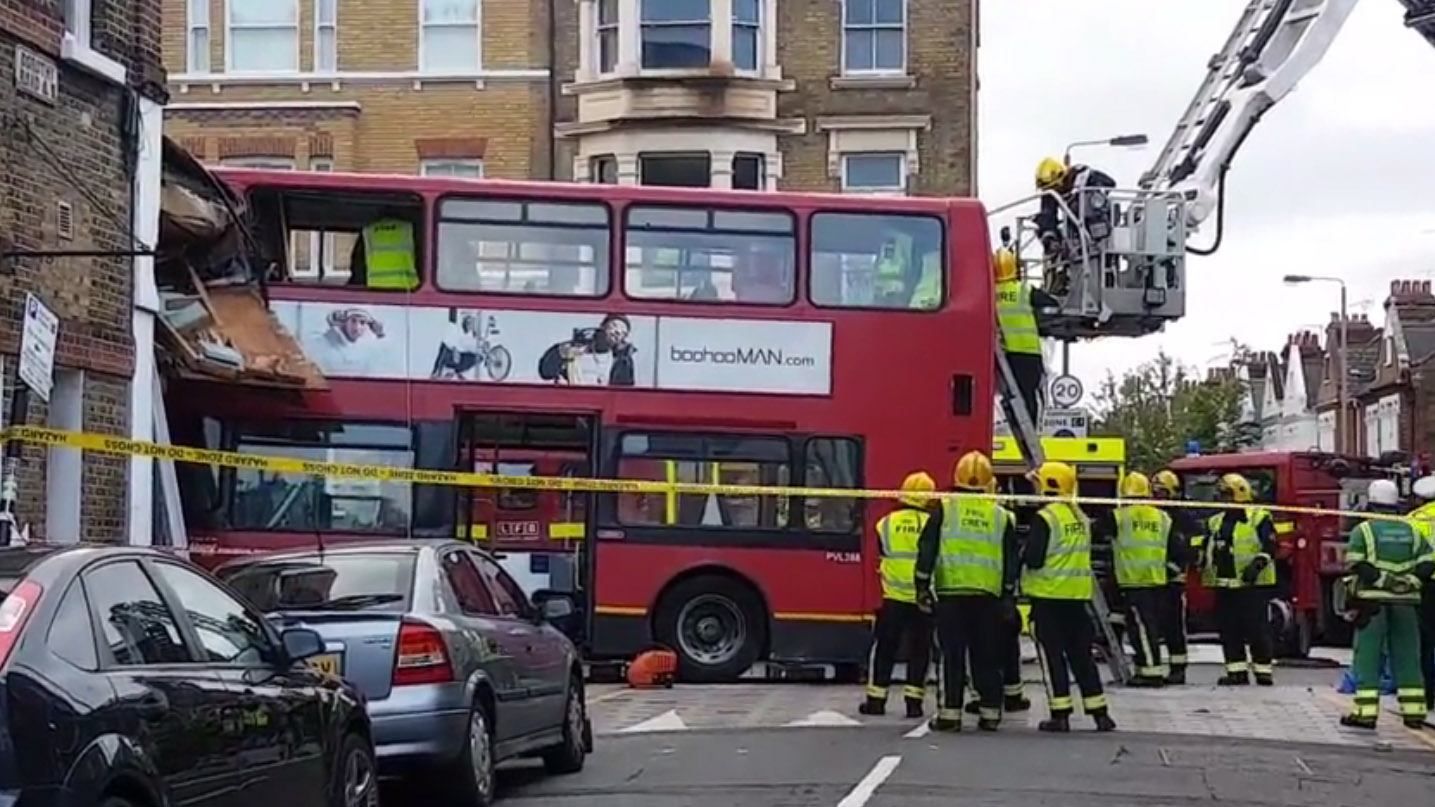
[[496, 521, 541, 540]]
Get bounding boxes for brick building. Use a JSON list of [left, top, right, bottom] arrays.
[[1, 0, 167, 542], [160, 0, 554, 176], [558, 0, 978, 193], [1328, 280, 1435, 461]]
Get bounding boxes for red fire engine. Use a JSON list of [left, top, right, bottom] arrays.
[[1169, 451, 1411, 657]]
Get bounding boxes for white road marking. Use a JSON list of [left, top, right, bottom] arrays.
[[785, 710, 862, 727], [903, 721, 931, 739], [837, 755, 902, 807], [619, 709, 688, 733]]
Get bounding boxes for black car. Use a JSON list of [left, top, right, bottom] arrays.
[[0, 545, 376, 807]]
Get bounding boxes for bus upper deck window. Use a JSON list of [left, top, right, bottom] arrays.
[[437, 198, 610, 297], [624, 206, 796, 305], [809, 212, 945, 310]]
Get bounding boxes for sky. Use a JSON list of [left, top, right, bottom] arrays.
[[978, 0, 1435, 395]]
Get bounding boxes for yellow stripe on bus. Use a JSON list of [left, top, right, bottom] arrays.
[[550, 522, 585, 539]]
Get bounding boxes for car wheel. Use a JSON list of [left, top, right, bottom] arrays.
[[656, 575, 767, 683], [330, 732, 379, 807], [543, 675, 588, 774], [443, 701, 497, 807]]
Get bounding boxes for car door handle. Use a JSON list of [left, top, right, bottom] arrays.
[[134, 691, 169, 719]]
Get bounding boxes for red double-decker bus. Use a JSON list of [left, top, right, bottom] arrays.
[[168, 169, 994, 681]]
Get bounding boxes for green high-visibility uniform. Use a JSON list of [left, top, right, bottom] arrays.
[[1344, 517, 1435, 724], [362, 218, 420, 290]]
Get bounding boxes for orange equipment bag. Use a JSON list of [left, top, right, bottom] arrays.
[[626, 646, 678, 688]]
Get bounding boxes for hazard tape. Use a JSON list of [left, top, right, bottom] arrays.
[[0, 426, 1423, 525]]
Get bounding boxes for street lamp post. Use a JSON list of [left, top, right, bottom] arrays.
[[1284, 274, 1348, 454], [1063, 133, 1150, 166]]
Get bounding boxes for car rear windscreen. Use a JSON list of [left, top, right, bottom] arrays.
[[220, 553, 416, 613]]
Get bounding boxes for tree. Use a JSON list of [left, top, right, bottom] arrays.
[[1093, 351, 1254, 472]]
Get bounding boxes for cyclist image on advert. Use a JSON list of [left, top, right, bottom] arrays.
[[431, 309, 513, 381], [538, 312, 637, 386]]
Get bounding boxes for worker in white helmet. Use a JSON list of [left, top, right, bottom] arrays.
[[1410, 476, 1435, 710]]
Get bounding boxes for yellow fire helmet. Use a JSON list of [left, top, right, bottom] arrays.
[[1035, 156, 1067, 190], [993, 247, 1019, 283], [1120, 471, 1152, 499], [1152, 469, 1180, 498], [1032, 461, 1078, 498], [1218, 473, 1254, 503], [954, 451, 995, 492], [899, 471, 937, 507]]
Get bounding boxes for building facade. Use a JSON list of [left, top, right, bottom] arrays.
[[160, 0, 554, 176], [557, 0, 979, 194], [1, 0, 167, 542]]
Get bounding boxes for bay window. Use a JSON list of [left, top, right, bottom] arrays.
[[641, 0, 711, 69]]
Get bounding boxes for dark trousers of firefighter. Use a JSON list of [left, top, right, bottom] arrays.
[[867, 599, 932, 700], [1004, 352, 1045, 428], [1002, 614, 1024, 698], [1031, 599, 1107, 716], [935, 595, 1002, 719], [1214, 587, 1274, 676], [966, 607, 1024, 700], [1161, 583, 1190, 673], [1421, 590, 1435, 710], [1123, 587, 1166, 678]]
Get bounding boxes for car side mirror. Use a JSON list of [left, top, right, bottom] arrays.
[[532, 589, 575, 622], [281, 627, 325, 664]]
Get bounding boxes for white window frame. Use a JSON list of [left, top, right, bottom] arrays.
[[840, 152, 907, 196], [187, 0, 211, 73], [596, 0, 620, 75], [300, 158, 341, 280], [225, 0, 302, 74], [421, 159, 486, 178], [732, 0, 761, 73], [640, 0, 712, 71], [219, 156, 297, 170], [62, 0, 127, 84], [315, 0, 339, 73], [418, 0, 483, 75], [840, 0, 907, 76]]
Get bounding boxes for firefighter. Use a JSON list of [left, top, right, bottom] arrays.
[[967, 477, 1031, 717], [914, 452, 1020, 732], [860, 472, 938, 718], [1032, 156, 1118, 295], [1152, 468, 1195, 684], [1341, 479, 1435, 729], [994, 246, 1059, 428], [1023, 461, 1116, 732], [1408, 475, 1435, 711], [1106, 472, 1174, 687], [1205, 473, 1278, 686]]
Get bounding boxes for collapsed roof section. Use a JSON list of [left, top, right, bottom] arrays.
[[156, 138, 325, 390]]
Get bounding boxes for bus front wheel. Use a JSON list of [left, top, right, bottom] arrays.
[[655, 575, 767, 683]]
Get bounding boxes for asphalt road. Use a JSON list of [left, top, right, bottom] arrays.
[[491, 726, 1435, 807]]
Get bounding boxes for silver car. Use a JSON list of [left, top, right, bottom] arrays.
[[217, 540, 591, 806]]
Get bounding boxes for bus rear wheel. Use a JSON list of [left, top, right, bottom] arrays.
[[655, 575, 767, 683]]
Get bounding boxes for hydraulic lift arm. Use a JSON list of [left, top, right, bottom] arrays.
[[1140, 0, 1435, 244], [995, 0, 1435, 341]]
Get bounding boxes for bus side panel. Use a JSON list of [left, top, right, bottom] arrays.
[[590, 541, 868, 662]]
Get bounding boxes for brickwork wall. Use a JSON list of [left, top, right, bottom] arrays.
[[777, 0, 976, 195], [162, 0, 550, 177], [0, 0, 165, 541]]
